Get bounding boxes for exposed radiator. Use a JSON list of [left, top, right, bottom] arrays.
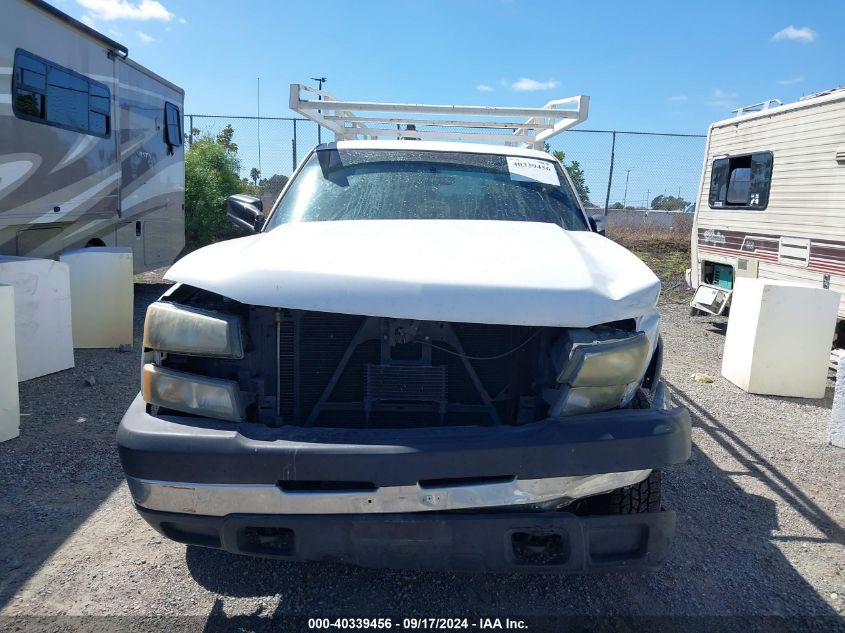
[[276, 311, 545, 428]]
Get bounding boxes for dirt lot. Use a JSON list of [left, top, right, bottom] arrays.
[[0, 275, 843, 631]]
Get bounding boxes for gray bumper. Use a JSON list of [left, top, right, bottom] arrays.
[[117, 393, 691, 489], [136, 505, 677, 573], [119, 394, 689, 571]]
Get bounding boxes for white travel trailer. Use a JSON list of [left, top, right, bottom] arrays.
[[0, 0, 185, 273], [688, 88, 845, 322]]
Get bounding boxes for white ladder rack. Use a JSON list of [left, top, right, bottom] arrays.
[[289, 84, 589, 149], [732, 99, 783, 117]]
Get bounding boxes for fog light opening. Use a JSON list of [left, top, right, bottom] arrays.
[[511, 531, 569, 566], [240, 526, 295, 556]]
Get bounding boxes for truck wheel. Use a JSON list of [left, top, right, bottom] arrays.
[[605, 470, 662, 514], [574, 390, 662, 515], [574, 470, 662, 516]]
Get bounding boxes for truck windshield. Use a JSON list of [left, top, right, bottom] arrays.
[[264, 149, 588, 231]]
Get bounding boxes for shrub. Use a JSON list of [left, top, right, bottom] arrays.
[[184, 135, 246, 246]]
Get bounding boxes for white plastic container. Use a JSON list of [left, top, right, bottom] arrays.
[[0, 285, 21, 442], [0, 256, 74, 381], [721, 278, 839, 398], [59, 247, 134, 348]]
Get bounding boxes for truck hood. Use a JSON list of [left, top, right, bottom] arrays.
[[165, 220, 660, 327]]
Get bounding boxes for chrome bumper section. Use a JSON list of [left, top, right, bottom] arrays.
[[127, 470, 651, 516]]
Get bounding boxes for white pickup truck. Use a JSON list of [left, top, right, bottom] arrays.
[[117, 88, 690, 572]]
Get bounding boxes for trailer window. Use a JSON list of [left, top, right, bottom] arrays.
[[12, 49, 110, 138], [164, 102, 182, 149], [709, 152, 773, 210]]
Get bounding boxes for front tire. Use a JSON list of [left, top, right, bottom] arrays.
[[605, 470, 662, 514], [574, 390, 662, 515]]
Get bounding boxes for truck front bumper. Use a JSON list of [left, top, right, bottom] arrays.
[[117, 393, 691, 571], [136, 505, 677, 573]]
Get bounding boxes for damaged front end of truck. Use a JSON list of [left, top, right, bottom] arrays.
[[117, 123, 690, 572]]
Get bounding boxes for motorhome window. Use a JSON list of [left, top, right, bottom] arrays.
[[47, 67, 88, 130], [88, 84, 110, 136], [12, 49, 111, 138], [726, 157, 752, 204], [164, 102, 182, 147], [14, 53, 46, 118], [708, 151, 772, 210]]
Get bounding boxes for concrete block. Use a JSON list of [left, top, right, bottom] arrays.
[[722, 278, 840, 398], [59, 247, 133, 348], [0, 285, 20, 442], [0, 256, 74, 381], [831, 361, 845, 448]]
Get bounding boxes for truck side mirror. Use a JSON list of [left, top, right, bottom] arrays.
[[589, 213, 606, 236], [227, 194, 265, 233]]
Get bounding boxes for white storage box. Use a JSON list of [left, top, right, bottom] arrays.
[[0, 285, 20, 442], [722, 279, 839, 398], [59, 247, 134, 348], [0, 256, 74, 381]]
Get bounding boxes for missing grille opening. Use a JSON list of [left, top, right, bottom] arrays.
[[418, 475, 515, 489], [278, 480, 377, 492]]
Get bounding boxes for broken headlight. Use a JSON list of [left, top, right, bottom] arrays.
[[142, 364, 245, 422], [552, 331, 650, 416], [143, 301, 244, 358]]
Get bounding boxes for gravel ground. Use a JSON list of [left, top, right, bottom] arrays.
[[0, 281, 843, 631]]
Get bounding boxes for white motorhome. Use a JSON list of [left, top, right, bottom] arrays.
[[0, 0, 185, 273], [688, 88, 845, 320]]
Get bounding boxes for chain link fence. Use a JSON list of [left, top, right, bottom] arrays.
[[186, 114, 706, 212], [546, 129, 706, 211]]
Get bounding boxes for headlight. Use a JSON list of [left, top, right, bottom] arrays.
[[142, 364, 244, 422], [143, 301, 244, 358], [552, 333, 649, 416]]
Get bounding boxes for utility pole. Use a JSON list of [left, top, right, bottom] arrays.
[[311, 76, 327, 144], [257, 77, 262, 177], [645, 189, 650, 210], [603, 131, 616, 216], [292, 119, 298, 170], [623, 169, 631, 208]]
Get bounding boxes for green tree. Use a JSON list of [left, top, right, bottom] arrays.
[[259, 173, 290, 198], [215, 124, 238, 153], [250, 167, 260, 186], [610, 202, 624, 209], [184, 135, 246, 245], [545, 144, 591, 204], [650, 194, 688, 211]]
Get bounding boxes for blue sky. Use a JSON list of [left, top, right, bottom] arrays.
[[53, 0, 845, 204], [57, 0, 844, 131]]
